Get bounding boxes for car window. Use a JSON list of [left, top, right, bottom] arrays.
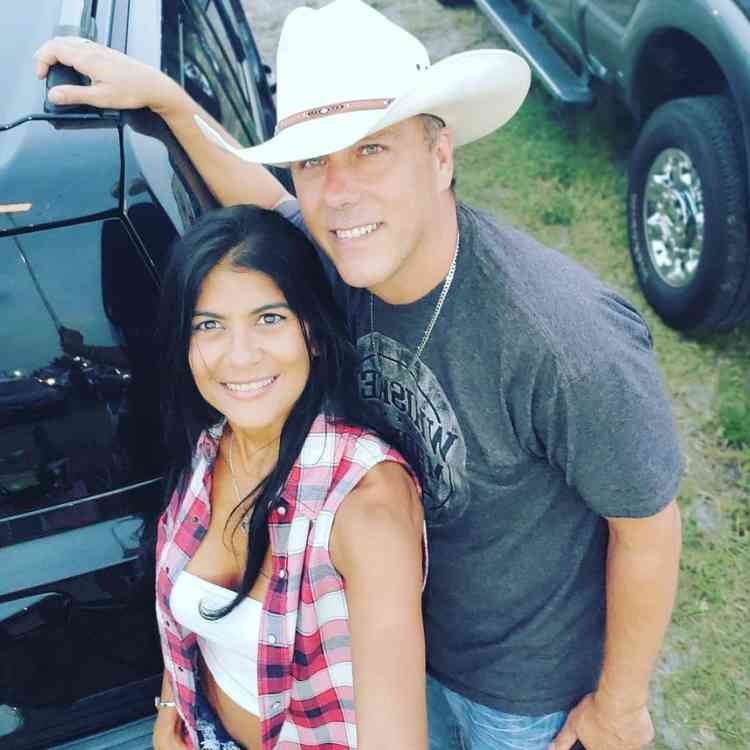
[[0, 220, 161, 520], [178, 0, 260, 146]]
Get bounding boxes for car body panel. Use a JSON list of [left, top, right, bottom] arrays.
[[0, 121, 120, 233]]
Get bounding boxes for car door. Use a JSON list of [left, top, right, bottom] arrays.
[[0, 218, 163, 750]]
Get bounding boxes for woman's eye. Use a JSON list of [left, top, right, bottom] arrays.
[[360, 144, 383, 156], [259, 313, 284, 326], [192, 319, 220, 332]]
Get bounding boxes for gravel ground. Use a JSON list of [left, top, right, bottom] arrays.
[[241, 0, 502, 78]]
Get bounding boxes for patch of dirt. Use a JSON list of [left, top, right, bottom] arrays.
[[241, 0, 500, 75]]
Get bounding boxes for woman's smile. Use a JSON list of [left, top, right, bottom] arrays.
[[220, 375, 279, 400]]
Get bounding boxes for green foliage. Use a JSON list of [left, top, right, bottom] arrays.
[[717, 365, 750, 449]]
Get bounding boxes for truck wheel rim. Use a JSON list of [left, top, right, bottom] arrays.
[[643, 148, 705, 288]]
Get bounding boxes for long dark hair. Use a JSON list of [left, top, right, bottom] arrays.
[[157, 204, 404, 616]]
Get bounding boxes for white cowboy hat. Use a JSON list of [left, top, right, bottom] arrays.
[[195, 0, 531, 166]]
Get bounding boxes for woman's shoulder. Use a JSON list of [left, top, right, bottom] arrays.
[[328, 459, 424, 575], [321, 417, 407, 466], [313, 419, 419, 509]]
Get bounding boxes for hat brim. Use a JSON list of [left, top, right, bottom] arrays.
[[195, 49, 531, 167]]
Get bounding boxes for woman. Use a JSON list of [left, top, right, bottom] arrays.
[[153, 205, 426, 750]]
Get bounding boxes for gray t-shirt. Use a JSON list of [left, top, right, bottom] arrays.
[[278, 199, 683, 715]]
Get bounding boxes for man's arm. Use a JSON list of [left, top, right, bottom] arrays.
[[34, 37, 290, 209], [551, 498, 682, 750]]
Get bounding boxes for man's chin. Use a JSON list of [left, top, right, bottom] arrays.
[[335, 263, 388, 292]]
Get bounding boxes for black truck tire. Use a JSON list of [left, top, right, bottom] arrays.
[[627, 95, 750, 331]]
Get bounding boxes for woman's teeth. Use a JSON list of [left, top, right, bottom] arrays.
[[335, 223, 378, 240], [224, 377, 275, 392]]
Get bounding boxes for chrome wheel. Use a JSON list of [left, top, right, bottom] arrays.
[[643, 148, 705, 288]]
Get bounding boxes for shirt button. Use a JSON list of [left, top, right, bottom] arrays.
[[272, 701, 281, 711], [191, 515, 199, 523], [268, 634, 277, 645], [278, 569, 287, 580], [276, 504, 287, 517]]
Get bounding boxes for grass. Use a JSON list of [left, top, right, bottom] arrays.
[[454, 81, 750, 749]]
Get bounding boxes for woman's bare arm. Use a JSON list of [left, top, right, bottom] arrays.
[[153, 670, 188, 750], [330, 461, 427, 750], [34, 37, 290, 209]]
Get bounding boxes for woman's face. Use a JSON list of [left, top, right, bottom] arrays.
[[188, 260, 311, 438]]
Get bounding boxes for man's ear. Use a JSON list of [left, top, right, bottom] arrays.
[[435, 126, 455, 193]]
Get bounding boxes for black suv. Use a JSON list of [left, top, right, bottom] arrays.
[[455, 0, 750, 332], [0, 1, 276, 748]]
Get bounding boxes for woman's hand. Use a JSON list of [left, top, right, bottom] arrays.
[[152, 706, 189, 750], [33, 37, 182, 114]]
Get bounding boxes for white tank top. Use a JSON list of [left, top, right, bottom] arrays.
[[170, 570, 262, 716]]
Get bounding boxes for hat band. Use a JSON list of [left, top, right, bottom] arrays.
[[275, 98, 395, 135]]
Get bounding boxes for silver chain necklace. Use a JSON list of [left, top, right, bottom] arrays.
[[370, 230, 460, 370], [226, 433, 274, 581], [227, 431, 252, 533]]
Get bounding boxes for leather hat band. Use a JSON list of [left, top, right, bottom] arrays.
[[275, 97, 395, 135]]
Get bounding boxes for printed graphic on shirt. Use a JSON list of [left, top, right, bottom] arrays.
[[357, 332, 468, 526]]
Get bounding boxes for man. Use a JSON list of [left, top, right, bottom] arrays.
[[36, 2, 683, 748]]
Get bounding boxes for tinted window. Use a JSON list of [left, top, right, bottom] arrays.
[[177, 0, 260, 146], [0, 220, 161, 520]]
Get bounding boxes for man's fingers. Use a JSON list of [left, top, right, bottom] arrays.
[[548, 718, 579, 750], [47, 84, 98, 107], [34, 37, 98, 79]]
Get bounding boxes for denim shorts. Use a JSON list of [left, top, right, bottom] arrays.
[[427, 673, 568, 750], [195, 673, 247, 750]]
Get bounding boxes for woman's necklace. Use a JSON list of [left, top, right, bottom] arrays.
[[227, 430, 277, 536], [370, 230, 459, 371]]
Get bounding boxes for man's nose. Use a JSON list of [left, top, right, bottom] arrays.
[[322, 157, 360, 209]]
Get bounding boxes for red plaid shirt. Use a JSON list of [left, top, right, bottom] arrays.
[[155, 414, 423, 749]]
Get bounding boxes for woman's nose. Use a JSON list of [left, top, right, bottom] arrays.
[[225, 328, 263, 367]]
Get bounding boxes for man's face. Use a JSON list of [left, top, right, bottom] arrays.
[[290, 116, 454, 300]]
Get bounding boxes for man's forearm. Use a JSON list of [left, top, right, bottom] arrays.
[[152, 77, 288, 209], [596, 500, 682, 711]]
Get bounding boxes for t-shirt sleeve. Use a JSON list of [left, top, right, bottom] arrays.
[[527, 304, 684, 519]]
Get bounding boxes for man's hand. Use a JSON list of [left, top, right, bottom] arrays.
[[34, 36, 180, 113], [549, 692, 655, 750]]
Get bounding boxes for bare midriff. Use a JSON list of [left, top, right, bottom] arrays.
[[198, 649, 263, 750]]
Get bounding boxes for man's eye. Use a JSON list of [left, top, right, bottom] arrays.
[[192, 319, 220, 332], [259, 313, 284, 326], [300, 156, 325, 169], [360, 144, 383, 156]]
